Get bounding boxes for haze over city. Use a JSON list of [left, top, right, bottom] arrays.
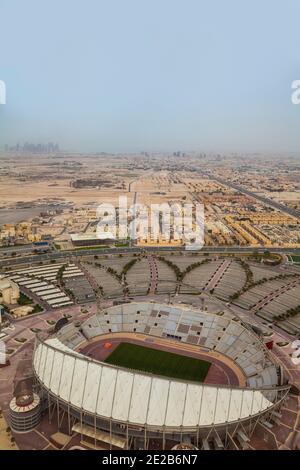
[[1, 0, 300, 457], [1, 0, 300, 153]]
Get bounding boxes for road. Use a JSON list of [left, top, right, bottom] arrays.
[[0, 244, 34, 255], [147, 255, 158, 294], [1, 245, 299, 269], [207, 173, 300, 222], [205, 259, 231, 291]]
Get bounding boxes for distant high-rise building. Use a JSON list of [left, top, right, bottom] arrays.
[[4, 142, 60, 153]]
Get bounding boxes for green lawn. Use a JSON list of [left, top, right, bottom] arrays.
[[104, 342, 211, 382], [290, 255, 300, 264], [17, 292, 33, 306]]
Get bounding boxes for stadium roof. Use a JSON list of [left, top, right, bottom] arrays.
[[34, 337, 276, 430]]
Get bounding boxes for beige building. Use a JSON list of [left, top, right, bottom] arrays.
[[0, 276, 20, 305], [11, 305, 34, 318]]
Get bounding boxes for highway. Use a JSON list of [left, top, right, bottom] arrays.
[[0, 244, 299, 269], [207, 174, 300, 222], [0, 244, 34, 255]]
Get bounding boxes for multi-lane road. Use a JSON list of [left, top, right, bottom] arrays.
[[0, 244, 299, 269], [207, 173, 300, 222]]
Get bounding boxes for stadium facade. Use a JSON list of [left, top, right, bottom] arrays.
[[33, 302, 290, 449]]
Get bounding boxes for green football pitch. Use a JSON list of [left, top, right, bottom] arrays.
[[104, 342, 211, 382]]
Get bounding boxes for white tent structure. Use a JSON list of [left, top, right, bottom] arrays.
[[33, 302, 290, 449]]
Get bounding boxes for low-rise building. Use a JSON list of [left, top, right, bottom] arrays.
[[0, 276, 20, 305]]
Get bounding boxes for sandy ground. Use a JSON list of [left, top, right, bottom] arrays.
[[0, 414, 18, 450]]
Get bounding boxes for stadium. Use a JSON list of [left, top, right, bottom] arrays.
[[33, 301, 290, 450]]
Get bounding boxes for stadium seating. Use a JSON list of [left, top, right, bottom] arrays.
[[74, 302, 279, 387], [56, 323, 85, 349]]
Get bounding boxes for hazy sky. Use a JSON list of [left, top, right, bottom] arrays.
[[0, 0, 300, 153]]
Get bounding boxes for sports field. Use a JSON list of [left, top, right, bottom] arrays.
[[104, 342, 211, 382]]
